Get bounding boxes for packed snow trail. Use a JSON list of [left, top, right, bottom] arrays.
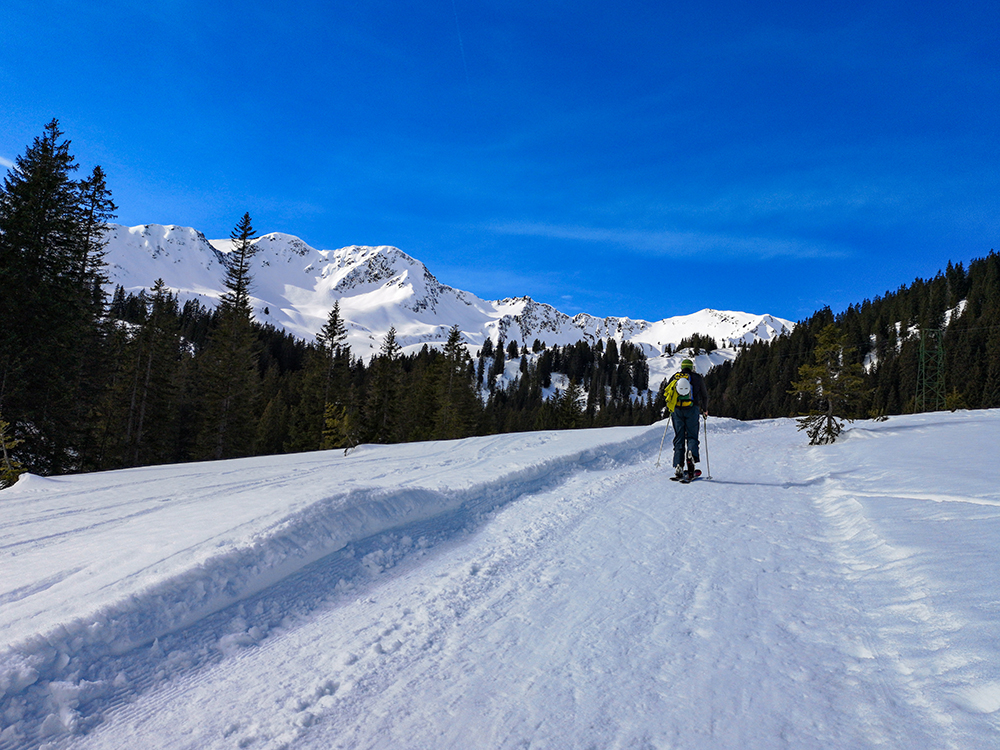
[[2, 413, 1000, 748]]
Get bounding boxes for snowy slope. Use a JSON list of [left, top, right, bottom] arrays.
[[103, 224, 793, 370], [3, 410, 1000, 748]]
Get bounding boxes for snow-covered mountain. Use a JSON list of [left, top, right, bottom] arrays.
[[103, 224, 793, 380]]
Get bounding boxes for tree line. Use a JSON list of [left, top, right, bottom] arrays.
[[94, 283, 662, 471], [707, 252, 1000, 422]]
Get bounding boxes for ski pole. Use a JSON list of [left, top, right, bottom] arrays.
[[655, 421, 669, 467], [702, 414, 712, 479]]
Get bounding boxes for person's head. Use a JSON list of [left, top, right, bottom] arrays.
[[681, 358, 694, 373]]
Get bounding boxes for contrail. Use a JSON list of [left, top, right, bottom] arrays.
[[451, 0, 473, 98]]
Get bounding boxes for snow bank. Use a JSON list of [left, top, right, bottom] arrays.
[[0, 426, 657, 746]]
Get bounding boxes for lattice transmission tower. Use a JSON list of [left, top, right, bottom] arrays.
[[917, 328, 946, 412]]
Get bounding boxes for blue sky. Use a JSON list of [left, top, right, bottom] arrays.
[[2, 0, 997, 323]]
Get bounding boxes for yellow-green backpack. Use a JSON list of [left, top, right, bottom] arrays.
[[664, 373, 693, 413]]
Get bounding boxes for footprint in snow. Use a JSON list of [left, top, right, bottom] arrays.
[[374, 639, 402, 655]]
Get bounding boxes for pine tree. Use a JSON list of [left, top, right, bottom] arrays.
[[195, 214, 260, 460], [789, 325, 868, 444], [434, 325, 478, 439], [0, 119, 115, 473], [287, 301, 352, 451], [364, 327, 404, 443]]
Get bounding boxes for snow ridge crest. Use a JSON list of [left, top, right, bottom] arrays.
[[102, 223, 794, 364]]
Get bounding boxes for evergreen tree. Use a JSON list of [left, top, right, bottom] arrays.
[[94, 280, 186, 468], [194, 214, 260, 460], [316, 300, 351, 417], [72, 165, 119, 468], [364, 327, 404, 443], [789, 324, 868, 444], [321, 401, 354, 451], [317, 301, 348, 384], [75, 165, 117, 292], [537, 348, 553, 389], [556, 380, 585, 429], [0, 411, 24, 489], [288, 301, 352, 451], [487, 338, 506, 388], [434, 325, 478, 439], [678, 332, 717, 353], [0, 119, 115, 473], [255, 392, 290, 456]]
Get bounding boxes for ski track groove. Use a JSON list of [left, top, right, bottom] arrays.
[[811, 463, 997, 749]]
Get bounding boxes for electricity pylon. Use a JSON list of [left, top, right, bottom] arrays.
[[917, 328, 946, 412]]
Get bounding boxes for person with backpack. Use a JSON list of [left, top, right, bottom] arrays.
[[663, 358, 709, 480]]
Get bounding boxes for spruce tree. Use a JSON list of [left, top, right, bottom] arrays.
[[789, 324, 868, 444], [317, 300, 350, 405], [557, 380, 585, 429], [405, 347, 442, 442], [0, 119, 115, 473], [321, 402, 354, 451], [287, 301, 352, 451], [76, 165, 117, 291], [255, 393, 290, 456], [434, 325, 478, 439], [487, 338, 506, 388], [364, 327, 404, 443], [195, 213, 260, 460], [127, 281, 184, 464]]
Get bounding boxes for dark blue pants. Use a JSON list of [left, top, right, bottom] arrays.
[[671, 405, 701, 467]]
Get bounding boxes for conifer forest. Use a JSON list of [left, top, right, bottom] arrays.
[[2, 122, 999, 482]]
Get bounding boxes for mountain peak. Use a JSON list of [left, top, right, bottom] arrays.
[[102, 223, 794, 375]]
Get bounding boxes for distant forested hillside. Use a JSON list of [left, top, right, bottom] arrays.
[[707, 252, 1000, 420]]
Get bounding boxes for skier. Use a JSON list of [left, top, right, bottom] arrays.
[[663, 358, 709, 481]]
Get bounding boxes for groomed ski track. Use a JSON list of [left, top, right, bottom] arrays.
[[3, 413, 1000, 749]]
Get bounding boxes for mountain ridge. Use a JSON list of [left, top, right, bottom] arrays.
[[103, 223, 793, 380]]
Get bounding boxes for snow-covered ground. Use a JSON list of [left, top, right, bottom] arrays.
[[2, 411, 1000, 749]]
